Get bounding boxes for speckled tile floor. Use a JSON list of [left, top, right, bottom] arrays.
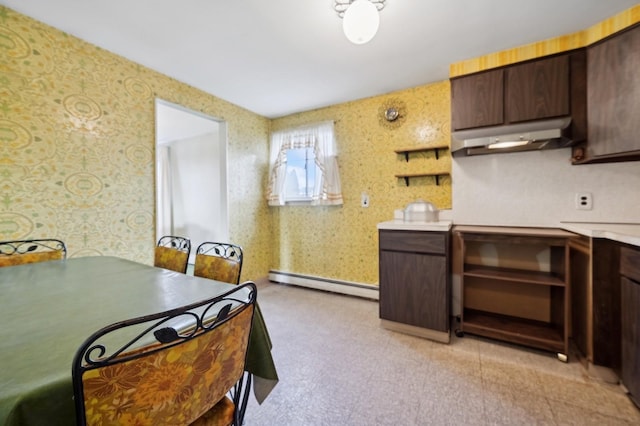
[[243, 281, 640, 425]]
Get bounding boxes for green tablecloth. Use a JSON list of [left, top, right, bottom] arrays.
[[0, 256, 278, 426]]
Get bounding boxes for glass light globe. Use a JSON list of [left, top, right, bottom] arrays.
[[343, 0, 380, 44]]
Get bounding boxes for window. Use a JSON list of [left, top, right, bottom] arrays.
[[267, 121, 343, 206], [284, 147, 316, 201]]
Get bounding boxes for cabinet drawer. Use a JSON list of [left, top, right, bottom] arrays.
[[379, 230, 447, 255], [621, 246, 640, 282]]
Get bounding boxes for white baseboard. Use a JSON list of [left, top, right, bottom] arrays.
[[268, 270, 379, 300]]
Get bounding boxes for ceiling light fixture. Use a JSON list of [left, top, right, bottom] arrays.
[[334, 0, 386, 45]]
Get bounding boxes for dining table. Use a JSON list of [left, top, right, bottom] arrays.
[[0, 256, 278, 426]]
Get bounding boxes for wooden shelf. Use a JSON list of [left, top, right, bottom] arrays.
[[455, 226, 574, 245], [394, 144, 449, 161], [462, 309, 565, 353], [455, 227, 573, 360], [464, 265, 566, 287], [395, 172, 450, 186]]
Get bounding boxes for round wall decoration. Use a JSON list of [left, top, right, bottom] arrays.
[[378, 98, 407, 129]]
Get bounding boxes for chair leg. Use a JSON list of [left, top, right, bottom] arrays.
[[238, 373, 252, 425], [231, 372, 252, 425]]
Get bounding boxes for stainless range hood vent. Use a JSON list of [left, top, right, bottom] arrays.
[[451, 117, 573, 157]]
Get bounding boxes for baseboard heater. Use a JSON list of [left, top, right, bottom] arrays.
[[268, 270, 379, 300]]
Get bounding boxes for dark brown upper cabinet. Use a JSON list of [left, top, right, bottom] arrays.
[[451, 68, 503, 130], [451, 51, 586, 137], [572, 24, 640, 164], [505, 55, 570, 123]]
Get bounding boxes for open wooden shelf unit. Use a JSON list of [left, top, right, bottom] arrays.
[[454, 225, 576, 361]]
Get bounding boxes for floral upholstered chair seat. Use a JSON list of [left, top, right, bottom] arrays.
[[74, 283, 256, 426], [0, 239, 66, 267], [194, 254, 241, 285], [154, 246, 190, 273], [154, 236, 191, 274], [194, 242, 243, 285]]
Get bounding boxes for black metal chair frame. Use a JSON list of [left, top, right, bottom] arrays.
[[72, 281, 257, 426], [155, 235, 191, 273], [194, 241, 249, 422], [196, 241, 244, 284], [0, 239, 67, 258], [156, 235, 191, 253]]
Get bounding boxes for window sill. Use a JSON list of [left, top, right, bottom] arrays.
[[284, 200, 313, 206]]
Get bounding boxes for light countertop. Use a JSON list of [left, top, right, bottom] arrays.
[[377, 220, 453, 232], [453, 225, 577, 238], [560, 222, 640, 247], [377, 219, 640, 246]]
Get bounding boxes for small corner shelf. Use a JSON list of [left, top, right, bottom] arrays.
[[394, 144, 449, 162], [395, 172, 450, 186]]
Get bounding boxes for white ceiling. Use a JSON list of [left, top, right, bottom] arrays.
[[3, 0, 638, 118]]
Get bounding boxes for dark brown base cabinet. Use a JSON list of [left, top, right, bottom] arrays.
[[570, 238, 622, 381], [378, 229, 450, 343], [621, 246, 640, 408], [454, 226, 574, 361]]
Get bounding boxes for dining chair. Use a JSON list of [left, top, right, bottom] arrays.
[[72, 281, 257, 426], [194, 242, 243, 284], [0, 238, 67, 267], [154, 235, 191, 273]]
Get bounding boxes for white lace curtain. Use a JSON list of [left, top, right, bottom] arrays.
[[267, 121, 343, 206]]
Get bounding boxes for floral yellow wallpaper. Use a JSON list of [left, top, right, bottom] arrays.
[[0, 7, 271, 280], [270, 82, 452, 284]]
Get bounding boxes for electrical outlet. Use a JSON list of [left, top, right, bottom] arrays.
[[361, 192, 369, 208], [575, 192, 593, 210]]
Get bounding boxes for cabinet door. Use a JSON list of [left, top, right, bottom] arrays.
[[592, 239, 621, 368], [451, 68, 504, 130], [379, 251, 448, 331], [505, 55, 570, 123], [587, 24, 640, 158], [621, 277, 640, 406], [569, 241, 590, 358]]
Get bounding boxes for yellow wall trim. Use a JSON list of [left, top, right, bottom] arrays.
[[450, 5, 640, 77]]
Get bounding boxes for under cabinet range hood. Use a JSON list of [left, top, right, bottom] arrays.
[[451, 117, 573, 156]]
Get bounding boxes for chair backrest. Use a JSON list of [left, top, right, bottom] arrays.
[[154, 235, 191, 273], [0, 239, 67, 267], [194, 242, 243, 284], [73, 281, 257, 426]]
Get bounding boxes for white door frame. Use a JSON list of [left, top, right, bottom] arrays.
[[154, 99, 229, 261]]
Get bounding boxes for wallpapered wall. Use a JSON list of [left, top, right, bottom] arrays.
[[0, 7, 272, 280], [270, 82, 452, 284]]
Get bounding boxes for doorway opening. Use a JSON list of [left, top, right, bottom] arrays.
[[155, 99, 228, 264]]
